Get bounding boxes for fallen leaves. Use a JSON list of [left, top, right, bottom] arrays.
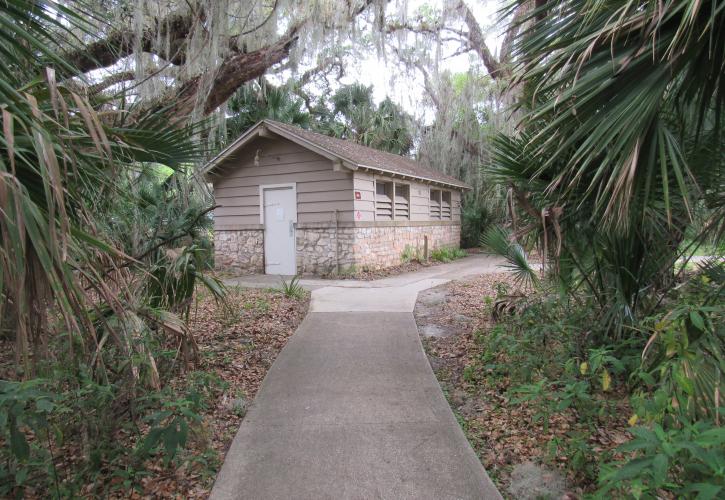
[[0, 285, 309, 499], [99, 286, 310, 499], [415, 273, 632, 497]]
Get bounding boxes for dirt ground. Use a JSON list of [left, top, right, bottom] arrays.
[[133, 286, 310, 497], [0, 286, 310, 498], [414, 274, 631, 499]]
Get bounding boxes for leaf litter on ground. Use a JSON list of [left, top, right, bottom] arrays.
[[414, 273, 631, 497]]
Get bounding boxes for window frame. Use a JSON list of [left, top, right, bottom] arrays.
[[441, 190, 452, 220], [429, 188, 442, 220], [375, 180, 394, 220], [375, 179, 411, 220], [393, 182, 410, 220]]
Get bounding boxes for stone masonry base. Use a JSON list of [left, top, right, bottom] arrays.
[[215, 223, 461, 275], [214, 229, 264, 275]]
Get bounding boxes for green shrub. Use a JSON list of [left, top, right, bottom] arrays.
[[460, 191, 504, 248], [594, 265, 725, 497], [0, 368, 227, 497], [598, 420, 725, 498], [401, 245, 423, 263], [430, 247, 467, 262], [473, 261, 725, 495], [0, 380, 58, 496], [279, 275, 305, 299]]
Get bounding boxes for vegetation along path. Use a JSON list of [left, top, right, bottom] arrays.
[[212, 255, 505, 499]]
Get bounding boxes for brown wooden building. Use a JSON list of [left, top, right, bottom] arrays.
[[204, 119, 470, 275]]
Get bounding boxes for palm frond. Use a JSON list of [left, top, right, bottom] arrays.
[[509, 0, 724, 230], [481, 225, 539, 288], [0, 1, 208, 375]]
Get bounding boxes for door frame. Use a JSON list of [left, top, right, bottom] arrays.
[[259, 183, 297, 275]]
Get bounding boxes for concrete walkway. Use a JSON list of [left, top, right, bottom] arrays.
[[212, 255, 505, 499]]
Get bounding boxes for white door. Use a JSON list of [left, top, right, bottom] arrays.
[[263, 186, 297, 275]]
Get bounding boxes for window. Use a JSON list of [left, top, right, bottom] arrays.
[[430, 189, 451, 220], [375, 181, 393, 220], [441, 191, 452, 220], [376, 181, 410, 220], [394, 183, 410, 220], [429, 189, 441, 219]]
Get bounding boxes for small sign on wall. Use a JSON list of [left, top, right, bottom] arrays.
[[354, 191, 361, 200]]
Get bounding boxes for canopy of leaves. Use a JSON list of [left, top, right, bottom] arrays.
[[225, 81, 415, 155]]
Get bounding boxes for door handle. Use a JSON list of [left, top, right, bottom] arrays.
[[289, 220, 295, 237]]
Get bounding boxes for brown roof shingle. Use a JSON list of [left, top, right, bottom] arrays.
[[261, 120, 470, 189]]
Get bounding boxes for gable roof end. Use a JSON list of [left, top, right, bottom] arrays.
[[204, 119, 471, 190]]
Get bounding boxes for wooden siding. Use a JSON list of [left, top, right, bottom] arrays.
[[410, 183, 430, 221], [352, 171, 462, 222], [352, 171, 376, 221], [212, 137, 354, 228], [452, 190, 462, 219]]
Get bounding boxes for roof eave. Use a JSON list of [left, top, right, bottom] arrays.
[[263, 121, 359, 169], [253, 121, 469, 189], [204, 120, 471, 190], [203, 120, 356, 176], [357, 165, 470, 190]]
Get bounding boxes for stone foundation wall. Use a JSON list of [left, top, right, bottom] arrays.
[[214, 229, 264, 275], [351, 223, 461, 271], [214, 223, 461, 275], [296, 226, 355, 275]]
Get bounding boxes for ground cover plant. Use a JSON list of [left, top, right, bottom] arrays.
[[418, 263, 723, 497], [0, 286, 309, 497], [431, 247, 468, 263], [454, 0, 725, 496], [417, 275, 631, 495]]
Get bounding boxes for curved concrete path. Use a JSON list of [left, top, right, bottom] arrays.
[[212, 255, 505, 499]]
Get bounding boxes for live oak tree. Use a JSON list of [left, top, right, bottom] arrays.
[[61, 0, 389, 125], [1, 0, 397, 375], [377, 1, 529, 189]]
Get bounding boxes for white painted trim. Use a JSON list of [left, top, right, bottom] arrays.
[[259, 183, 297, 225]]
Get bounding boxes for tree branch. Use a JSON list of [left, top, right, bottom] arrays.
[[67, 0, 381, 124], [455, 1, 505, 79], [500, 3, 530, 64], [388, 45, 440, 109], [65, 11, 196, 73], [386, 1, 510, 80], [88, 71, 137, 95], [178, 23, 302, 118]]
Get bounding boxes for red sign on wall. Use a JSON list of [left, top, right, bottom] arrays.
[[354, 191, 361, 200]]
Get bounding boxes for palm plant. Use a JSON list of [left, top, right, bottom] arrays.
[[0, 1, 211, 377], [318, 84, 415, 155], [487, 0, 724, 335], [226, 80, 311, 139], [506, 0, 724, 232], [480, 4, 725, 462], [480, 225, 539, 288]]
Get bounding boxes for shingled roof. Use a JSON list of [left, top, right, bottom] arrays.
[[205, 119, 470, 190]]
